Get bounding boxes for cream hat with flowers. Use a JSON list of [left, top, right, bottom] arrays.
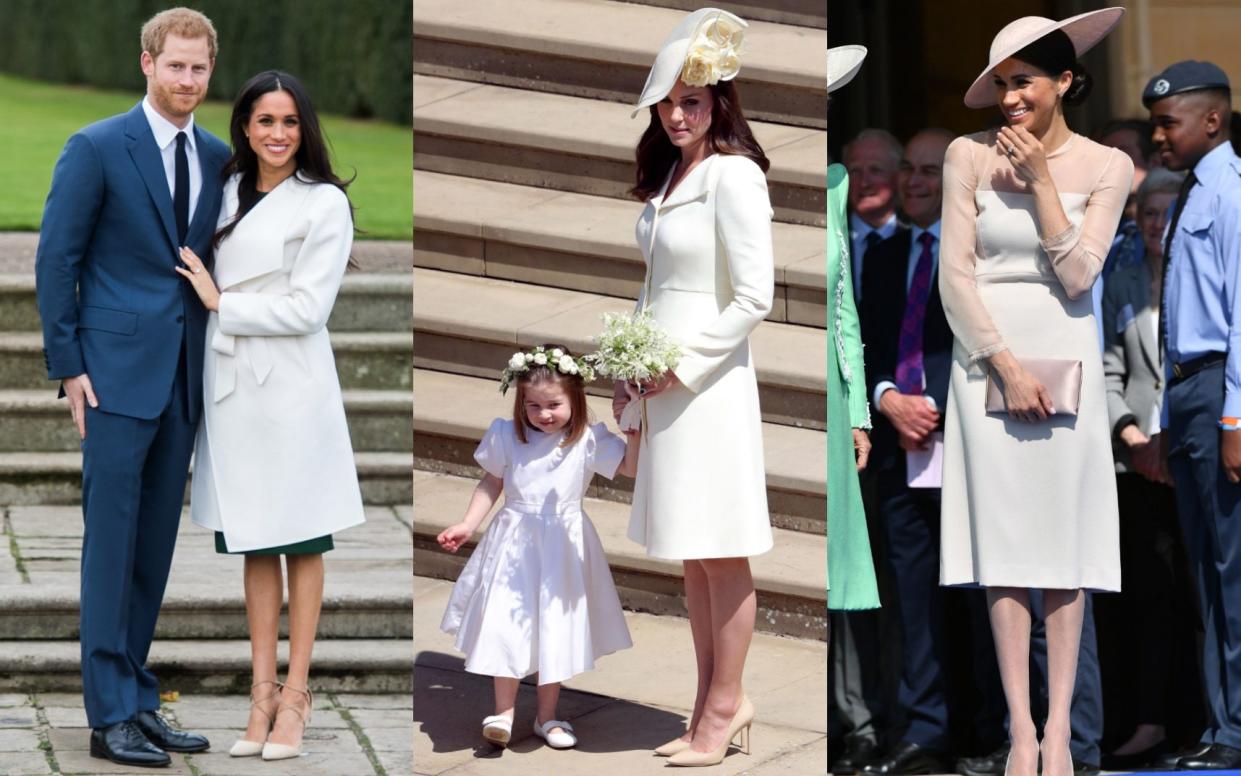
[[632, 8, 747, 118], [827, 45, 867, 93], [963, 7, 1124, 108]]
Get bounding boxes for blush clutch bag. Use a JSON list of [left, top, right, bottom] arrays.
[[985, 358, 1082, 417]]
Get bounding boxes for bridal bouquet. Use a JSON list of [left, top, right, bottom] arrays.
[[583, 311, 682, 431]]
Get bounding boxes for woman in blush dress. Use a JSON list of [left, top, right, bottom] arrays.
[[937, 10, 1132, 776]]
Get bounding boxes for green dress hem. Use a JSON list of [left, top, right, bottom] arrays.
[[214, 531, 334, 556]]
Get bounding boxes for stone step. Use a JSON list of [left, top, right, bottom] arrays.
[[413, 0, 826, 128], [412, 170, 826, 328], [0, 331, 411, 391], [0, 451, 412, 506], [413, 74, 826, 227], [413, 369, 825, 534], [630, 0, 825, 29], [0, 583, 411, 640], [413, 268, 825, 430], [0, 389, 411, 453], [0, 273, 412, 334], [0, 639, 412, 694], [414, 470, 825, 640]]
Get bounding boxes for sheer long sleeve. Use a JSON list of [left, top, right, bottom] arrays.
[[939, 136, 1007, 362], [1040, 148, 1133, 299]]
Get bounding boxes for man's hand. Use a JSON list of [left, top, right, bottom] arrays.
[[878, 390, 940, 443], [62, 373, 98, 440], [1222, 429, 1241, 484]]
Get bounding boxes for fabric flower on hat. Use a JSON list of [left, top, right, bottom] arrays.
[[680, 12, 744, 87]]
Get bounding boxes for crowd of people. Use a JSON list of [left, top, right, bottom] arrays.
[[827, 9, 1241, 776]]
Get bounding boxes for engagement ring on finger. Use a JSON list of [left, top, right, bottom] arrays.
[[193, 267, 201, 274]]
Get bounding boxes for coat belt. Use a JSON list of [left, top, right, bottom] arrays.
[[211, 328, 274, 401]]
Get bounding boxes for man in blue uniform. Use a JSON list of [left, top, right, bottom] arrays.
[[1147, 60, 1241, 771]]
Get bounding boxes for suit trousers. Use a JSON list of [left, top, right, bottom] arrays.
[[1166, 362, 1241, 749], [878, 470, 951, 750], [79, 346, 195, 728]]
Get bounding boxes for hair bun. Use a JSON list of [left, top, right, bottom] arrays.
[[1064, 64, 1093, 107]]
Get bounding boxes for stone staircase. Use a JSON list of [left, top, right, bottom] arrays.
[[412, 0, 827, 639], [0, 233, 414, 691]]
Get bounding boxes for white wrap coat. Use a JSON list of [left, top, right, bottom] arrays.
[[627, 153, 775, 559], [190, 173, 366, 551]]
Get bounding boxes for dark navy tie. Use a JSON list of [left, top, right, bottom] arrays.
[[1158, 171, 1197, 363], [174, 131, 189, 245]]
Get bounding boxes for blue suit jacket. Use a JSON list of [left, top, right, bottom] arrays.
[[35, 101, 230, 421]]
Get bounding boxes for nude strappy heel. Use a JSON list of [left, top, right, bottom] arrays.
[[261, 683, 312, 761], [229, 680, 280, 757]]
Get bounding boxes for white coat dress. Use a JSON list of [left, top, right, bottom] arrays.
[[628, 153, 775, 560], [190, 173, 366, 552]]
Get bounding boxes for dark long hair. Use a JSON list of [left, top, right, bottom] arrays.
[[630, 79, 769, 202], [1011, 29, 1093, 107], [214, 70, 356, 249]]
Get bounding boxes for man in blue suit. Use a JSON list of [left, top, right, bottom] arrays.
[[34, 7, 231, 768]]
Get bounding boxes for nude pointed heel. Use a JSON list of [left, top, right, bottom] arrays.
[[229, 680, 279, 757], [261, 684, 312, 761], [668, 695, 754, 767], [654, 736, 692, 756]]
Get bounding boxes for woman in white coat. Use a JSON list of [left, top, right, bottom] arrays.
[[177, 71, 365, 761], [619, 9, 774, 767]]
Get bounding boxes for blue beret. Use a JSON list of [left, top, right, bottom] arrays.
[[1143, 60, 1231, 107]]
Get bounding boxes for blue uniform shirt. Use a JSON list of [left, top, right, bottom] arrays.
[[1163, 141, 1241, 423]]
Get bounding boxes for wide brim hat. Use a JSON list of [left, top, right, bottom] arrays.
[[963, 7, 1124, 108], [827, 45, 867, 93], [632, 7, 748, 118]]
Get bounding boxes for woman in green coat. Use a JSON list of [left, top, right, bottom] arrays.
[[827, 46, 879, 610]]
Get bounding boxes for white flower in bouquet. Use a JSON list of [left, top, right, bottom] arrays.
[[583, 310, 683, 383]]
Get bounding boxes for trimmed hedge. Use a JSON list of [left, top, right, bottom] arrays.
[[0, 0, 411, 124]]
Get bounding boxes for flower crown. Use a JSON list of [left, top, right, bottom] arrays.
[[681, 12, 745, 88], [499, 346, 596, 394]]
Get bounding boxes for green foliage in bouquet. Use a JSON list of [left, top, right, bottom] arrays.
[[583, 311, 682, 382]]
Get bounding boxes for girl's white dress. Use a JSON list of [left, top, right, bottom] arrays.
[[440, 418, 634, 684]]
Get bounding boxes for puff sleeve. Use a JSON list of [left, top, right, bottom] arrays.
[[473, 418, 510, 478], [585, 422, 626, 480], [673, 157, 775, 392]]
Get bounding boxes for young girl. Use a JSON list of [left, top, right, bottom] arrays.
[[437, 344, 639, 750]]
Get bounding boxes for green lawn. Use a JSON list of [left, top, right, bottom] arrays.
[[0, 73, 411, 239]]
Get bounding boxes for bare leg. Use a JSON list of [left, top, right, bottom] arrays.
[[493, 677, 519, 720], [268, 553, 324, 748], [242, 555, 282, 742], [1040, 588, 1085, 776], [987, 587, 1037, 776], [679, 559, 714, 743], [535, 681, 566, 735], [688, 557, 756, 754]]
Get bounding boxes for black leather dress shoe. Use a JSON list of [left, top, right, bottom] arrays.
[[958, 744, 1009, 776], [1101, 740, 1169, 771], [862, 741, 949, 775], [89, 721, 171, 767], [134, 710, 210, 753], [1071, 757, 1100, 776], [1179, 743, 1241, 770], [1156, 743, 1214, 769], [831, 737, 879, 774]]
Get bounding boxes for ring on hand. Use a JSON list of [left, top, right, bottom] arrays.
[[1006, 145, 1015, 157], [193, 267, 201, 274]]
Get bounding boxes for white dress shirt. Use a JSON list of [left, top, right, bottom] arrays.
[[849, 211, 898, 300], [142, 96, 201, 227], [873, 221, 941, 409]]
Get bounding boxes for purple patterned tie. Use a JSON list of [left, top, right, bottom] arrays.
[[895, 232, 935, 395]]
